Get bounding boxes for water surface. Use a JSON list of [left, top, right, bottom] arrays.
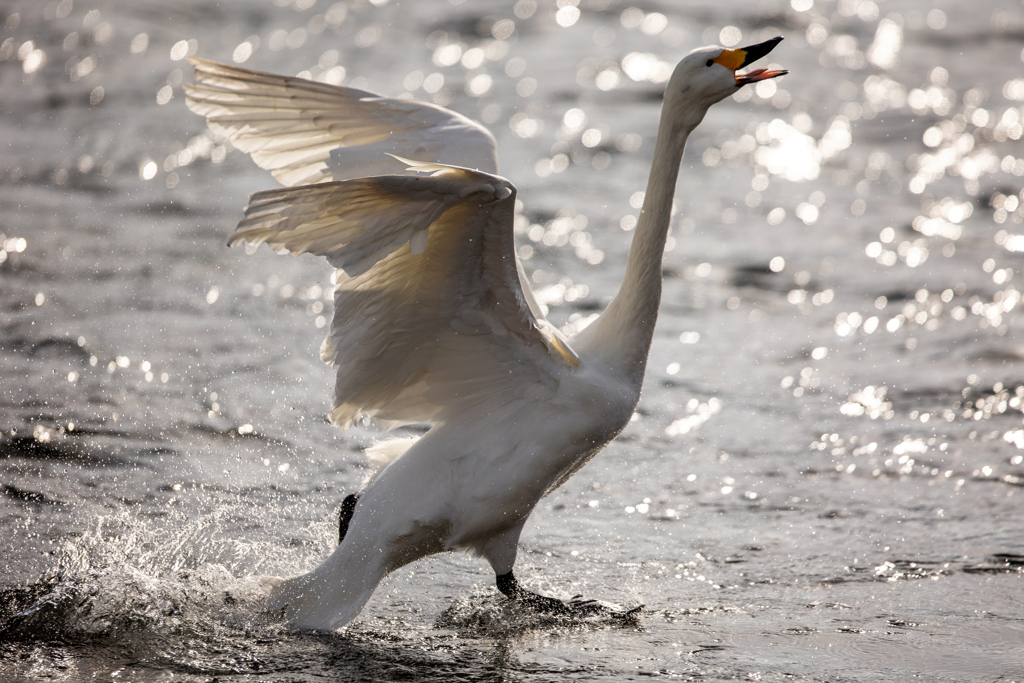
[[2, 0, 1023, 680]]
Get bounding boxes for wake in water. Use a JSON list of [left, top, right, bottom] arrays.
[[0, 505, 643, 681], [436, 593, 642, 638], [0, 508, 283, 646]]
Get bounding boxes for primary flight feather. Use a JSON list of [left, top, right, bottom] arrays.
[[185, 36, 786, 631]]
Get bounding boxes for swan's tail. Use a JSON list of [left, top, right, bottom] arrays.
[[266, 545, 385, 631]]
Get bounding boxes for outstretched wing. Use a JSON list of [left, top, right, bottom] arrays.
[[230, 163, 579, 430], [183, 58, 497, 187]]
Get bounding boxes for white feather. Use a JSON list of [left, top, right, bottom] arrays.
[[183, 57, 497, 186], [228, 165, 578, 431], [364, 436, 419, 473]]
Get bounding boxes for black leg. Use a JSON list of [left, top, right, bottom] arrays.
[[495, 571, 520, 599], [495, 571, 571, 613], [338, 493, 359, 545]]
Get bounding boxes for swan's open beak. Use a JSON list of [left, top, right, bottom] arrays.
[[713, 36, 788, 86]]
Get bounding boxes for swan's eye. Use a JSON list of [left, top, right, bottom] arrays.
[[705, 59, 714, 67]]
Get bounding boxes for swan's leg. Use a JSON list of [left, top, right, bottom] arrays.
[[495, 570, 570, 612], [483, 524, 575, 613], [338, 493, 359, 545], [483, 524, 634, 617]]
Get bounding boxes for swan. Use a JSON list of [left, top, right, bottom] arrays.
[[184, 37, 786, 631]]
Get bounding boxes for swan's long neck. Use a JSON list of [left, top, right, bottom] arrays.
[[579, 111, 695, 385]]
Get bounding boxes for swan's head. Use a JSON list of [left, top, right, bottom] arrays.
[[664, 36, 787, 129]]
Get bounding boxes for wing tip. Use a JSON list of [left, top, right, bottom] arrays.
[[329, 405, 357, 431]]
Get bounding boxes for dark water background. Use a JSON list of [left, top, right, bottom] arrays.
[[2, 0, 1023, 680]]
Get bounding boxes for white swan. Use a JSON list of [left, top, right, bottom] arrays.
[[184, 37, 786, 631]]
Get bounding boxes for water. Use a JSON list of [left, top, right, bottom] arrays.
[[2, 0, 1023, 680]]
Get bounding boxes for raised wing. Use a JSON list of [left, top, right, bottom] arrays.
[[231, 164, 579, 430], [183, 58, 497, 187]]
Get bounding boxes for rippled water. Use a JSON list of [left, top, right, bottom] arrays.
[[2, 0, 1024, 680]]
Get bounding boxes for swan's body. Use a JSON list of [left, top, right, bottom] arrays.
[[185, 38, 785, 631]]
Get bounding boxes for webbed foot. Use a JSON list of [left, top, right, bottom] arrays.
[[495, 571, 640, 619]]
